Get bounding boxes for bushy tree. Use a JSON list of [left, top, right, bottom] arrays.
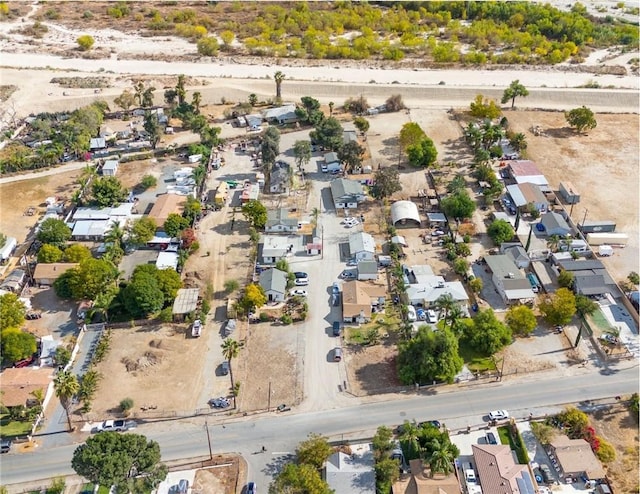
[[37, 218, 71, 246], [123, 272, 164, 318], [197, 36, 219, 56], [372, 167, 401, 199], [557, 270, 575, 289], [242, 200, 267, 229], [399, 122, 426, 151], [76, 34, 94, 51], [63, 244, 92, 263], [310, 117, 343, 151], [575, 294, 598, 317], [385, 94, 405, 112], [37, 244, 64, 263], [440, 191, 476, 220], [163, 213, 189, 238], [91, 176, 127, 207], [407, 137, 438, 168], [1, 328, 36, 364], [343, 95, 369, 115], [270, 463, 331, 494], [539, 288, 576, 326], [296, 433, 333, 469], [462, 309, 512, 355], [72, 433, 166, 491], [128, 217, 157, 246], [398, 326, 463, 384], [239, 283, 266, 312], [469, 94, 502, 119], [337, 140, 364, 173], [114, 89, 135, 114], [487, 219, 515, 245], [353, 116, 370, 135], [132, 265, 182, 304], [501, 80, 529, 109], [143, 112, 161, 149], [293, 140, 312, 170], [565, 106, 597, 133], [295, 96, 323, 125], [54, 258, 118, 300], [182, 197, 202, 223], [505, 305, 537, 337]]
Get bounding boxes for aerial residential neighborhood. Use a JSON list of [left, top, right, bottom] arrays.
[[0, 2, 639, 494]]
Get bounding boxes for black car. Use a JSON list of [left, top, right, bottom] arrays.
[[332, 321, 341, 337], [294, 272, 308, 279], [486, 432, 498, 444]]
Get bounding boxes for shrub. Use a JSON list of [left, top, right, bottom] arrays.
[[120, 397, 134, 415], [140, 174, 157, 189], [82, 10, 93, 19], [77, 35, 95, 51], [157, 306, 173, 323], [281, 314, 293, 325], [595, 437, 616, 463], [197, 36, 219, 56]]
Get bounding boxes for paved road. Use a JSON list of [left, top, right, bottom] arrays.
[[2, 364, 637, 487]]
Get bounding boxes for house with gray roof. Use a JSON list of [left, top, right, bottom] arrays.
[[265, 208, 299, 234], [485, 255, 535, 303], [259, 235, 294, 264], [268, 163, 290, 194], [323, 152, 342, 173], [330, 178, 366, 209], [325, 447, 376, 494], [501, 243, 530, 269], [539, 212, 571, 236], [357, 260, 379, 281], [557, 259, 620, 297], [262, 104, 298, 124], [404, 265, 469, 309], [506, 182, 548, 212], [349, 232, 376, 261], [259, 268, 288, 303]]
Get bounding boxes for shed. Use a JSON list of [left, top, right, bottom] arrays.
[[89, 137, 106, 150], [0, 268, 26, 293], [426, 212, 447, 226], [539, 212, 571, 236], [391, 235, 407, 247], [501, 244, 530, 269], [39, 335, 61, 367], [33, 263, 79, 286], [356, 260, 378, 281], [172, 288, 200, 321], [156, 251, 179, 271], [390, 201, 421, 227], [102, 160, 119, 176], [0, 236, 17, 263], [559, 182, 580, 205]]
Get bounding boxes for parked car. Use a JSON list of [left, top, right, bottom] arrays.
[[488, 410, 509, 421], [294, 278, 309, 286], [406, 305, 417, 322], [431, 230, 446, 237], [332, 321, 341, 337], [221, 361, 230, 375], [247, 482, 257, 494], [96, 419, 136, 433], [340, 270, 356, 280], [332, 282, 341, 294], [209, 397, 231, 409], [0, 438, 12, 453], [294, 272, 308, 279], [191, 319, 202, 337], [600, 333, 619, 345], [418, 420, 441, 429], [290, 289, 308, 297], [486, 432, 498, 444], [26, 311, 42, 320], [333, 347, 343, 361], [538, 464, 553, 483], [426, 309, 437, 324]]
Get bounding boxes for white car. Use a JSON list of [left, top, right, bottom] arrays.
[[426, 310, 438, 324], [290, 289, 308, 297], [294, 278, 309, 286], [431, 230, 446, 237], [488, 410, 509, 421], [406, 305, 417, 322], [96, 419, 136, 433]]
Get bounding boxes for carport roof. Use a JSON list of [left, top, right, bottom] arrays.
[[426, 212, 447, 223], [172, 288, 200, 315]]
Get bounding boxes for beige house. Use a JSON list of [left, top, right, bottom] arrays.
[[148, 194, 187, 227], [549, 436, 606, 481], [33, 263, 79, 286], [341, 280, 386, 323], [472, 444, 537, 494]]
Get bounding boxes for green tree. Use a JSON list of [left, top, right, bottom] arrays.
[[463, 309, 512, 355], [139, 175, 157, 191], [596, 437, 616, 463], [296, 433, 333, 469], [469, 94, 502, 119], [62, 258, 118, 300], [270, 463, 331, 494], [132, 264, 182, 304], [119, 397, 134, 415], [293, 140, 312, 170], [37, 218, 72, 246], [114, 89, 135, 115], [248, 93, 258, 107], [505, 305, 537, 337], [407, 137, 438, 168], [242, 200, 268, 229], [427, 437, 457, 475], [239, 283, 267, 312], [556, 407, 589, 438], [375, 457, 400, 493], [123, 272, 164, 318], [372, 166, 401, 199], [501, 80, 529, 109], [575, 294, 598, 317], [310, 117, 344, 151], [91, 176, 127, 207], [54, 370, 80, 431], [539, 287, 576, 326], [37, 244, 64, 263], [337, 140, 365, 173], [191, 91, 202, 113], [221, 338, 243, 399], [399, 421, 422, 459], [398, 326, 463, 385], [63, 244, 92, 263], [128, 217, 157, 246], [557, 270, 575, 289], [546, 234, 561, 253], [71, 433, 166, 491], [143, 111, 161, 149], [487, 219, 515, 245], [224, 279, 240, 294], [54, 346, 72, 367], [628, 271, 640, 285], [453, 258, 469, 276], [163, 213, 189, 238], [565, 106, 597, 133], [274, 71, 285, 100], [1, 328, 36, 364], [399, 122, 427, 152], [295, 96, 323, 125], [76, 34, 94, 51], [142, 87, 155, 108], [372, 426, 395, 461], [182, 196, 202, 223], [353, 116, 370, 135], [47, 477, 66, 494], [440, 191, 476, 220]]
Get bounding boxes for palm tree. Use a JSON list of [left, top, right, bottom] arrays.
[[399, 421, 422, 460], [328, 101, 334, 116], [192, 91, 202, 114], [546, 234, 561, 253], [427, 438, 456, 476], [54, 371, 80, 431], [311, 207, 320, 227], [105, 223, 126, 251], [221, 339, 243, 402], [434, 294, 456, 328], [274, 71, 285, 100], [133, 81, 145, 106], [192, 164, 206, 187], [510, 132, 527, 152]]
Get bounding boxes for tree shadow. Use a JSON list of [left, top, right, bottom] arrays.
[[544, 127, 576, 138], [262, 453, 296, 477], [379, 136, 400, 159]]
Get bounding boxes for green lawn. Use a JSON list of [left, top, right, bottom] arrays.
[[588, 308, 613, 332], [457, 341, 496, 373], [0, 415, 33, 438], [497, 425, 529, 464]]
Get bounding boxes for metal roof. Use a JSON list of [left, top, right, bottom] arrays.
[[172, 288, 200, 315], [390, 200, 420, 225]]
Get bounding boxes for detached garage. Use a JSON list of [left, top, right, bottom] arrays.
[[390, 201, 421, 227]]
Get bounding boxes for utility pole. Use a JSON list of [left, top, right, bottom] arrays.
[[267, 380, 272, 412], [204, 420, 213, 460], [582, 208, 588, 229]]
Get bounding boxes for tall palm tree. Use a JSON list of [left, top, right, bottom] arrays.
[[311, 207, 320, 227], [399, 421, 422, 460], [546, 234, 561, 253], [434, 294, 456, 328], [133, 81, 145, 106], [427, 438, 456, 476], [221, 339, 243, 402], [105, 222, 126, 251], [192, 91, 202, 114], [54, 371, 80, 431], [274, 71, 285, 100]]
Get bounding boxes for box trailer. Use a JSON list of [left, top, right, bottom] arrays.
[[598, 245, 614, 257], [558, 181, 580, 204], [586, 232, 628, 246], [578, 220, 616, 234], [0, 236, 17, 263], [188, 154, 202, 163]]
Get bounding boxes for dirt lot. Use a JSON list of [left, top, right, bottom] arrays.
[[191, 455, 243, 494], [88, 324, 209, 419]]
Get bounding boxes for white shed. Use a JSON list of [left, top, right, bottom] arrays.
[[102, 160, 119, 176]]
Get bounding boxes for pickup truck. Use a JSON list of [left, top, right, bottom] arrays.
[[95, 419, 136, 433]]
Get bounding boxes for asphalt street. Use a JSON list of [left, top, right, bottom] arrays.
[[2, 364, 637, 487]]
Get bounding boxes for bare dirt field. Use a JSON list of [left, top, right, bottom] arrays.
[[345, 334, 402, 396], [88, 324, 210, 420], [192, 455, 243, 494]]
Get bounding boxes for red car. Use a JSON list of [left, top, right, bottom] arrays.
[[14, 356, 34, 368]]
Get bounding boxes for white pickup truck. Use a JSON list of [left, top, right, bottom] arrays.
[[191, 319, 202, 337]]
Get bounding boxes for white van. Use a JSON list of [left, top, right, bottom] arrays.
[[465, 469, 477, 483]]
